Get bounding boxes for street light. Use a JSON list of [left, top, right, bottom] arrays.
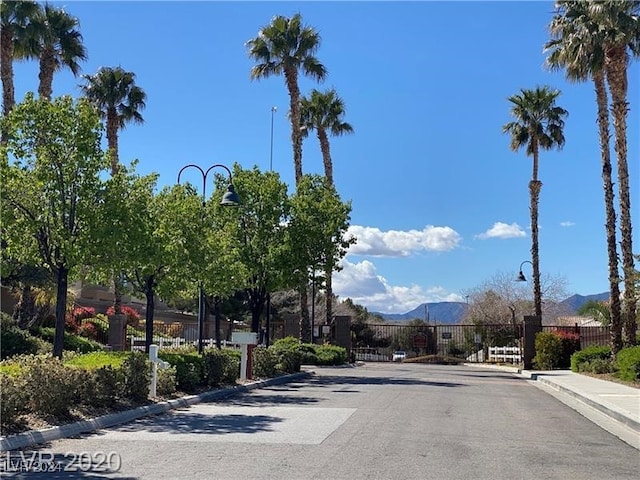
[[177, 164, 240, 354], [516, 260, 533, 282]]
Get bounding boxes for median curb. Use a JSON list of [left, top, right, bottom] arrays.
[[0, 370, 313, 452]]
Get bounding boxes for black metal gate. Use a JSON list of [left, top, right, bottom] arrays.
[[351, 323, 521, 363]]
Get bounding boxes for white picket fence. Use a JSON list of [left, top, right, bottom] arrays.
[[488, 346, 522, 364], [130, 336, 240, 351]]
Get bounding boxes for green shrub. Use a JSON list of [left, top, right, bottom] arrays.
[[78, 366, 122, 407], [203, 348, 240, 385], [159, 352, 205, 392], [32, 327, 103, 353], [533, 332, 562, 370], [615, 346, 640, 382], [21, 355, 79, 417], [64, 351, 129, 369], [271, 337, 303, 373], [156, 365, 177, 396], [315, 345, 348, 365], [580, 357, 615, 374], [121, 352, 151, 402], [1, 316, 47, 360], [0, 373, 28, 431], [252, 346, 278, 378], [553, 330, 581, 368], [571, 345, 611, 372]]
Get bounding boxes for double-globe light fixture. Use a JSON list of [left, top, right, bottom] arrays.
[[177, 164, 241, 354]]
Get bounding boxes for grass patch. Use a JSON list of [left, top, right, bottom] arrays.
[[64, 351, 130, 369]]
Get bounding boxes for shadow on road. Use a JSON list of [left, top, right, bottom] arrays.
[[216, 392, 321, 406], [308, 375, 467, 388], [111, 412, 283, 435]]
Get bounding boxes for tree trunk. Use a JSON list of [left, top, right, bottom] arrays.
[[299, 287, 310, 342], [593, 71, 623, 354], [14, 285, 36, 329], [529, 142, 542, 319], [284, 67, 303, 185], [106, 107, 120, 174], [53, 266, 69, 359], [1, 29, 15, 143], [113, 275, 123, 315], [38, 47, 55, 101], [144, 275, 155, 353], [605, 47, 636, 347], [325, 266, 333, 327], [317, 128, 333, 185]]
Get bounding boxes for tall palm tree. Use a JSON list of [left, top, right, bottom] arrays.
[[587, 0, 639, 347], [300, 88, 354, 185], [31, 3, 87, 101], [545, 0, 624, 353], [247, 14, 327, 342], [300, 88, 353, 327], [247, 13, 327, 186], [79, 66, 147, 174], [1, 0, 40, 121], [503, 86, 568, 319]]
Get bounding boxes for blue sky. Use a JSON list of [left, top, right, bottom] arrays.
[[13, 1, 639, 313]]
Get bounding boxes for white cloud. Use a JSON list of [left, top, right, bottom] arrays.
[[476, 222, 526, 240], [333, 259, 463, 314], [347, 225, 461, 257], [560, 221, 575, 227]]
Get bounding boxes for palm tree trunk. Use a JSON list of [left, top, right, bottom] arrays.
[[593, 71, 623, 354], [106, 107, 120, 174], [317, 128, 333, 185], [606, 47, 637, 347], [38, 47, 55, 101], [1, 29, 15, 142], [529, 143, 542, 318], [284, 67, 303, 185]]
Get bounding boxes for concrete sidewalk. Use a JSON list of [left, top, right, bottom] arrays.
[[468, 363, 639, 450]]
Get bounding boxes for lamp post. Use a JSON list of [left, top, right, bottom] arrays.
[[177, 164, 240, 354], [515, 259, 542, 369], [516, 260, 533, 283]]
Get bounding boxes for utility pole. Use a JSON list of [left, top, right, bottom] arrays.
[[269, 106, 277, 171]]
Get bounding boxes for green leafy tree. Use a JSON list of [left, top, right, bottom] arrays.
[[247, 13, 327, 185], [300, 88, 354, 326], [219, 166, 290, 333], [30, 3, 87, 101], [1, 93, 109, 358], [503, 86, 568, 319], [79, 66, 146, 173], [288, 175, 356, 341], [546, 0, 623, 351]]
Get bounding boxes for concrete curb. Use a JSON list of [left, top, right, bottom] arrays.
[[532, 375, 640, 434], [0, 371, 313, 452]]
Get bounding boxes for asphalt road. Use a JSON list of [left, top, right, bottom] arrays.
[[2, 363, 638, 480]]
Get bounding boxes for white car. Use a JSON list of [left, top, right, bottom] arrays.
[[392, 351, 406, 362]]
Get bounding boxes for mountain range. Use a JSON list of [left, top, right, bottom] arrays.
[[374, 292, 610, 324]]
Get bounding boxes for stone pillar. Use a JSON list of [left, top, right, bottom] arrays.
[[522, 315, 542, 370], [108, 314, 127, 351]]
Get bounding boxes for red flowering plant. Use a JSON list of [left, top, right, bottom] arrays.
[[553, 329, 581, 368], [106, 305, 141, 328], [65, 306, 96, 333], [77, 322, 99, 341]]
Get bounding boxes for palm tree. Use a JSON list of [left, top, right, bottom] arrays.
[[79, 66, 147, 174], [503, 86, 568, 319], [247, 13, 327, 186], [300, 88, 354, 185], [0, 0, 40, 130], [586, 0, 639, 347], [247, 14, 327, 342], [300, 88, 353, 327], [545, 0, 623, 353], [31, 3, 87, 101]]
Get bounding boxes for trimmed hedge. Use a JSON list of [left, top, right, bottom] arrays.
[[615, 346, 640, 382], [571, 345, 611, 373]]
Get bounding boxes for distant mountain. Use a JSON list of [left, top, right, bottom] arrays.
[[375, 302, 468, 325], [559, 292, 610, 313], [374, 292, 610, 324]]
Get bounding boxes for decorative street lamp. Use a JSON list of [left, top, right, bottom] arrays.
[[177, 164, 240, 354], [516, 260, 533, 283]]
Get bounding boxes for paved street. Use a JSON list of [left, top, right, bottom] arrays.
[[2, 363, 638, 479]]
